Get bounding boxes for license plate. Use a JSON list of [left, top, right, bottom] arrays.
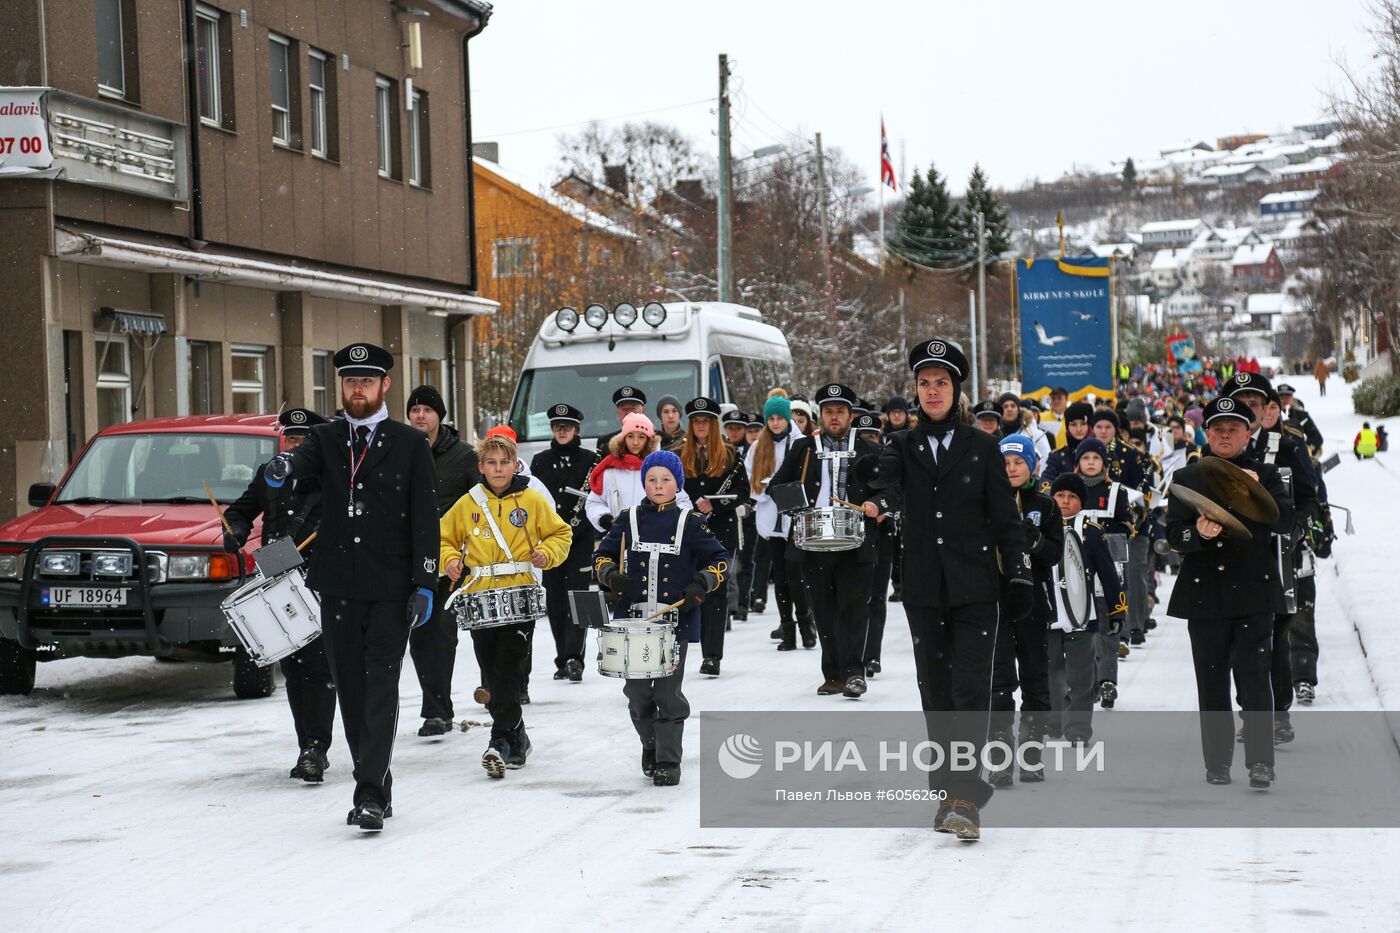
[[42, 586, 128, 608]]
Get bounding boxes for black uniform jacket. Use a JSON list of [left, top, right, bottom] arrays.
[[681, 444, 749, 551], [282, 418, 440, 602], [531, 438, 597, 568], [869, 423, 1030, 607], [224, 463, 322, 557], [1165, 449, 1295, 620], [768, 432, 893, 565], [1018, 487, 1064, 626]]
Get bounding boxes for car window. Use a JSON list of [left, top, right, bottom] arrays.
[[56, 433, 275, 503]]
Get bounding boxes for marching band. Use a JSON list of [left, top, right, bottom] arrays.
[[222, 337, 1338, 840]]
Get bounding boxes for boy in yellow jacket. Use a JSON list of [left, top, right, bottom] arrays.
[[440, 433, 571, 778]]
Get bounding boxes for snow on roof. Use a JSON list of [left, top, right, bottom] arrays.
[[1091, 242, 1137, 259], [1232, 243, 1276, 266], [1260, 189, 1321, 206], [1151, 247, 1192, 270], [1202, 163, 1271, 178], [1277, 217, 1320, 240], [1278, 156, 1337, 176], [475, 158, 639, 240], [1245, 292, 1300, 314], [1141, 218, 1205, 234]]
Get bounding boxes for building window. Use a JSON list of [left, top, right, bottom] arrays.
[[269, 33, 299, 148], [97, 0, 138, 100], [408, 88, 430, 187], [308, 49, 337, 159], [493, 238, 535, 278], [312, 350, 336, 415], [189, 340, 217, 414], [375, 76, 399, 179], [195, 5, 232, 129], [230, 346, 268, 414], [97, 334, 132, 430]]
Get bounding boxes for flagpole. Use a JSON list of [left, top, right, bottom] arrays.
[[878, 114, 885, 271]]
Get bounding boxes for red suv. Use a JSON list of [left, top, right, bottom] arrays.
[[0, 415, 284, 697]]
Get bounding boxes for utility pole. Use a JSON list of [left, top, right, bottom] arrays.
[[976, 210, 988, 395], [717, 54, 733, 304], [816, 132, 838, 380]]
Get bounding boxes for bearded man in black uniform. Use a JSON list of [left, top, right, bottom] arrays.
[[530, 403, 595, 682], [1166, 395, 1294, 790], [866, 339, 1034, 841], [265, 342, 439, 832], [223, 407, 336, 783]]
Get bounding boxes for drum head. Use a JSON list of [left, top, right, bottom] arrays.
[[1059, 530, 1092, 629]]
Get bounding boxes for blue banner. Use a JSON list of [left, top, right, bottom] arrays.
[[1016, 256, 1114, 400]]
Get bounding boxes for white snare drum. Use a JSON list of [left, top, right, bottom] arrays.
[[456, 584, 546, 631], [792, 506, 865, 552], [597, 610, 679, 679], [220, 568, 321, 667]]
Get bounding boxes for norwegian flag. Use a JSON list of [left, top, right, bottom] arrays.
[[880, 118, 896, 191]]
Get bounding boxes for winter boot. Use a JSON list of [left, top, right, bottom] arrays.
[[799, 614, 817, 649], [482, 734, 511, 779]]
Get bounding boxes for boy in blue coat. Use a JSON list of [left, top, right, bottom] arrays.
[[593, 450, 731, 785]]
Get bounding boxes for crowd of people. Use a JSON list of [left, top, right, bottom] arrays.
[[223, 337, 1343, 840]]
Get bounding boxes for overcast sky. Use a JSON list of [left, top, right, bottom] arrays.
[[470, 0, 1376, 199]]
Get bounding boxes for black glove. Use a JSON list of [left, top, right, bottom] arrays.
[[600, 563, 632, 593], [599, 513, 614, 530], [1023, 525, 1044, 555], [681, 576, 709, 608], [223, 531, 243, 553], [1003, 579, 1034, 621], [1105, 612, 1125, 637], [407, 587, 434, 629]]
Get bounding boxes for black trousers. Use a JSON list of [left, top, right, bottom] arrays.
[[736, 520, 757, 609], [320, 597, 411, 808], [866, 556, 893, 664], [700, 586, 728, 660], [906, 602, 1000, 809], [471, 622, 531, 739], [280, 636, 336, 751], [767, 537, 810, 629], [1187, 615, 1275, 771], [408, 576, 458, 720], [890, 531, 904, 594], [544, 563, 590, 671], [749, 536, 772, 608], [1289, 575, 1319, 685], [1271, 615, 1294, 716], [990, 612, 1051, 740], [804, 553, 873, 682]]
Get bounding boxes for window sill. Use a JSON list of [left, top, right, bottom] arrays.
[[378, 172, 403, 184], [272, 140, 303, 153], [97, 87, 140, 108], [409, 181, 432, 192], [312, 152, 339, 165], [200, 119, 237, 136]]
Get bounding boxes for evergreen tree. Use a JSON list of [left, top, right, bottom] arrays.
[[955, 164, 1011, 262], [893, 164, 963, 267], [1122, 157, 1138, 191]]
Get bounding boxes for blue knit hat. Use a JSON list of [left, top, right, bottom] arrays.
[[1075, 438, 1109, 465], [641, 449, 685, 491], [763, 396, 791, 422], [998, 433, 1038, 473]]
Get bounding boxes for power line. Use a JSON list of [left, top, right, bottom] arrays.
[[479, 97, 717, 139]]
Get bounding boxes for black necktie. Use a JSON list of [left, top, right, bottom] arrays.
[[353, 425, 370, 458]]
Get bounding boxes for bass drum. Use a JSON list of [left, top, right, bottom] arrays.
[[1055, 530, 1093, 631]]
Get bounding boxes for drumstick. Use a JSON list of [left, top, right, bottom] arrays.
[[832, 497, 864, 510], [202, 481, 236, 537], [644, 598, 687, 621], [296, 531, 317, 552]]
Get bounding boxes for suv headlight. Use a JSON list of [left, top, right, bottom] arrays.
[[0, 552, 23, 580], [166, 554, 211, 580], [39, 551, 80, 575], [92, 553, 133, 576]]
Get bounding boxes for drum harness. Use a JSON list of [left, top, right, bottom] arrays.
[[628, 505, 691, 614], [814, 432, 858, 508], [457, 485, 534, 594], [1259, 430, 1301, 611]]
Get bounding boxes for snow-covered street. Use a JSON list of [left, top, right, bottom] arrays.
[[4, 381, 1398, 932]]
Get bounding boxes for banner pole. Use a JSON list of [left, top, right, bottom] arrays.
[[968, 289, 979, 398]]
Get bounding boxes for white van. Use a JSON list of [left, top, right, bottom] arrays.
[[508, 301, 793, 461]]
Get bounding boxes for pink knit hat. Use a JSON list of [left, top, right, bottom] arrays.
[[620, 412, 655, 438]]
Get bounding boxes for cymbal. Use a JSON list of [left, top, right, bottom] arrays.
[[1170, 485, 1252, 541], [1198, 457, 1280, 525]]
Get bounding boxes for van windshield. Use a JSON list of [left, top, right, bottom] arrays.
[[510, 361, 701, 441]]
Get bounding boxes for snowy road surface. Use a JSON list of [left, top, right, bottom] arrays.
[[4, 380, 1399, 931]]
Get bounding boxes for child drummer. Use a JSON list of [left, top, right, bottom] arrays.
[[440, 432, 571, 779], [592, 450, 730, 786]]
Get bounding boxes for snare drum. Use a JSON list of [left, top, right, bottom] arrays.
[[220, 568, 321, 667], [455, 583, 546, 631], [792, 506, 865, 552], [597, 609, 679, 679]]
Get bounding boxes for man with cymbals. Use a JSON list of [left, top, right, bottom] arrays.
[[865, 339, 1034, 840], [264, 342, 440, 831], [1165, 395, 1294, 790]]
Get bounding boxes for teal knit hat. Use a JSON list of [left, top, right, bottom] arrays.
[[763, 396, 792, 421]]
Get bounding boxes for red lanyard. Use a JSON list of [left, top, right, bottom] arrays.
[[347, 426, 374, 517]]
